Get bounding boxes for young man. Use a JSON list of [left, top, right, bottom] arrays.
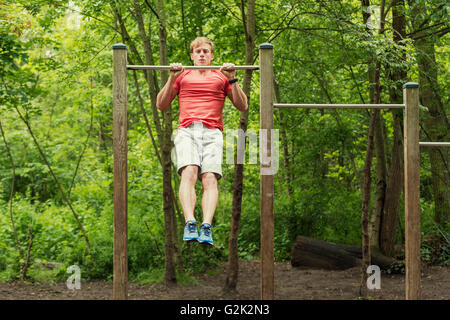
[[156, 37, 247, 245]]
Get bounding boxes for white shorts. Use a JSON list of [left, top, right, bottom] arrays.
[[173, 122, 223, 180]]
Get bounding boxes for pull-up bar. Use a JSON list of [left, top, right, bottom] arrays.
[[274, 103, 405, 109], [127, 65, 260, 70], [419, 142, 450, 147]]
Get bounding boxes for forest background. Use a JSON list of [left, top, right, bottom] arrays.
[[0, 0, 448, 289]]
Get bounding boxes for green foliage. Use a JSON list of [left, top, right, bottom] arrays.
[[384, 262, 405, 275], [181, 244, 227, 275]]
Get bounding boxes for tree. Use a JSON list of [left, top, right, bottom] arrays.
[[379, 0, 407, 257], [225, 0, 256, 292], [410, 0, 449, 228]]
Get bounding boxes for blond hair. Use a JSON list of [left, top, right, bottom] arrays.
[[190, 37, 214, 53]]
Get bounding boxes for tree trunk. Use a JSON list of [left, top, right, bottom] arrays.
[[127, 0, 180, 283], [361, 0, 383, 249], [380, 113, 404, 256], [380, 0, 406, 256], [155, 0, 179, 284], [21, 227, 33, 280], [360, 109, 376, 297], [274, 79, 292, 197], [360, 0, 386, 297], [370, 110, 387, 248], [225, 0, 255, 292]]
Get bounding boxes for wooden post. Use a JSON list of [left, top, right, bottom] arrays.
[[259, 43, 274, 300], [403, 82, 420, 300], [113, 43, 128, 300]]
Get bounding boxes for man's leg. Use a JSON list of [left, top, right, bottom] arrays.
[[201, 172, 219, 225], [179, 165, 198, 222]]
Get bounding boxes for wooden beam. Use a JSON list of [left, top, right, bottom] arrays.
[[274, 103, 404, 109], [259, 43, 274, 300], [112, 43, 128, 300], [403, 82, 421, 300]]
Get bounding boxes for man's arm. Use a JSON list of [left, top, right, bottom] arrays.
[[226, 81, 248, 111], [157, 63, 183, 110], [220, 63, 248, 111]]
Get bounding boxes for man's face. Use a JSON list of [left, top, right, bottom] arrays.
[[191, 44, 214, 66]]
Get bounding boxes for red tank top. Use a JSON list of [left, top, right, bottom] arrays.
[[173, 69, 231, 131]]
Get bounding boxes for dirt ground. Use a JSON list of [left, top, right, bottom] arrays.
[[0, 260, 448, 300]]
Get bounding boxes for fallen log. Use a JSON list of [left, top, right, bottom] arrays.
[[34, 259, 64, 270], [291, 235, 397, 270]]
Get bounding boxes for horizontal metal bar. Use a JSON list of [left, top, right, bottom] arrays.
[[127, 65, 259, 70], [419, 142, 450, 147], [274, 103, 405, 109]]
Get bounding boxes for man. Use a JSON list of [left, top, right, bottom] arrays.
[[156, 37, 247, 245]]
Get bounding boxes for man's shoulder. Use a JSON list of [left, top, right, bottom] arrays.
[[211, 69, 227, 80], [210, 70, 230, 86], [179, 69, 193, 79], [175, 70, 192, 86]]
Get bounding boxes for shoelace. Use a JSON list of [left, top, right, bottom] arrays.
[[188, 223, 197, 233], [202, 225, 211, 236]]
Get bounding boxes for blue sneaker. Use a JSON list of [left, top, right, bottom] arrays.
[[183, 220, 199, 241], [198, 223, 213, 245]]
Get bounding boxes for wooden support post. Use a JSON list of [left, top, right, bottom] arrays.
[[259, 43, 274, 300], [403, 82, 420, 300], [113, 43, 128, 300]]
